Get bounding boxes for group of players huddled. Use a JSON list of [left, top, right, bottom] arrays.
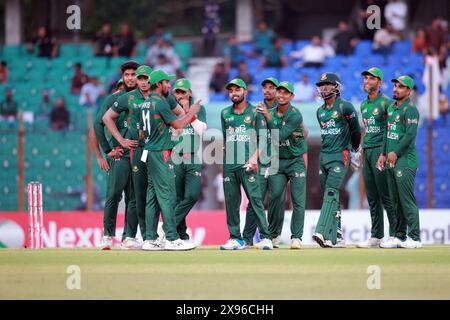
[[90, 60, 422, 251]]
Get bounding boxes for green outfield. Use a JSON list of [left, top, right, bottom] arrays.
[[1, 246, 449, 300]]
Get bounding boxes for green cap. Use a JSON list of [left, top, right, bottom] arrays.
[[136, 65, 153, 78], [261, 77, 279, 87], [173, 78, 191, 92], [316, 72, 341, 86], [226, 78, 247, 90], [149, 69, 176, 85], [391, 75, 414, 90], [276, 81, 295, 94], [361, 67, 384, 81]]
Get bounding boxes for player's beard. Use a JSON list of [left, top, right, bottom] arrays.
[[393, 93, 405, 101], [231, 94, 245, 104], [363, 84, 378, 94], [125, 83, 137, 92]]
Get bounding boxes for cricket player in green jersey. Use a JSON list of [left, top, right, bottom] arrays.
[[92, 60, 140, 250], [312, 72, 362, 248], [377, 75, 422, 249], [242, 77, 286, 247], [356, 67, 398, 248], [258, 81, 308, 249], [140, 70, 201, 251], [103, 66, 186, 246], [171, 78, 207, 242], [220, 78, 273, 250]]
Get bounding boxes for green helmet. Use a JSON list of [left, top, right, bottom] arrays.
[[316, 72, 341, 100]]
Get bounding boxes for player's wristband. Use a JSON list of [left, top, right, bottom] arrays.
[[190, 115, 197, 123]]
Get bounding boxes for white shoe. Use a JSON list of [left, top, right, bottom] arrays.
[[219, 239, 245, 250], [142, 239, 165, 251], [290, 238, 302, 249], [312, 233, 326, 248], [254, 238, 273, 250], [120, 237, 142, 250], [334, 238, 347, 248], [399, 238, 422, 249], [100, 236, 113, 250], [272, 235, 282, 248], [165, 238, 196, 251], [357, 238, 382, 248], [380, 237, 403, 248]]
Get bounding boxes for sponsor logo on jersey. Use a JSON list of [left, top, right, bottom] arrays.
[[195, 171, 201, 177]]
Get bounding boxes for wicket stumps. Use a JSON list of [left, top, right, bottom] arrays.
[[27, 182, 44, 249]]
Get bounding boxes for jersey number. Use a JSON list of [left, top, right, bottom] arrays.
[[142, 110, 151, 134]]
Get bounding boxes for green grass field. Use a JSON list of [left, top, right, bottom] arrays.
[[1, 246, 450, 300]]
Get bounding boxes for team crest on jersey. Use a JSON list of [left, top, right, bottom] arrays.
[[395, 114, 400, 122], [396, 170, 402, 177], [331, 110, 339, 119], [334, 166, 341, 173], [132, 165, 139, 172], [372, 108, 379, 116], [248, 176, 256, 183], [244, 115, 252, 124]]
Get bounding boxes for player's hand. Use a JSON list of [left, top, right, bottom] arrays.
[[120, 138, 138, 150], [190, 100, 202, 114], [387, 151, 398, 168], [256, 102, 268, 115], [349, 146, 361, 171], [108, 148, 123, 160], [243, 155, 258, 172], [376, 154, 386, 171], [179, 98, 190, 113], [96, 156, 110, 172]]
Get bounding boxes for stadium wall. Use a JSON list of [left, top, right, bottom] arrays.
[[1, 210, 450, 248]]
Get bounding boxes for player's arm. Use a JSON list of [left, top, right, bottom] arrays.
[[344, 102, 362, 150], [191, 105, 207, 135], [88, 126, 110, 172], [167, 94, 186, 117], [394, 107, 419, 157], [161, 99, 202, 130], [93, 96, 114, 154], [245, 113, 267, 171], [102, 97, 138, 150], [268, 111, 302, 141]]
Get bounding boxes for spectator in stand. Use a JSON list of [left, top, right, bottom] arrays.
[[373, 23, 400, 61], [253, 20, 275, 55], [50, 97, 70, 131], [223, 35, 244, 71], [145, 37, 181, 72], [0, 61, 9, 84], [412, 28, 427, 54], [261, 37, 287, 68], [291, 35, 334, 68], [333, 21, 358, 56], [384, 0, 408, 34], [293, 74, 316, 103], [425, 16, 448, 70], [154, 54, 177, 76], [94, 23, 115, 57], [79, 77, 105, 109], [37, 89, 52, 119], [202, 0, 221, 56], [209, 62, 228, 94], [0, 89, 18, 121], [27, 26, 58, 58], [236, 61, 254, 88], [115, 23, 136, 57], [149, 23, 173, 45], [70, 63, 89, 94]]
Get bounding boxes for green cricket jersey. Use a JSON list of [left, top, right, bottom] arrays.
[[316, 97, 361, 153], [361, 92, 392, 149], [172, 97, 207, 155], [94, 89, 128, 155], [258, 100, 278, 166], [221, 103, 267, 172], [385, 97, 419, 168], [267, 103, 307, 159], [141, 92, 177, 151]]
